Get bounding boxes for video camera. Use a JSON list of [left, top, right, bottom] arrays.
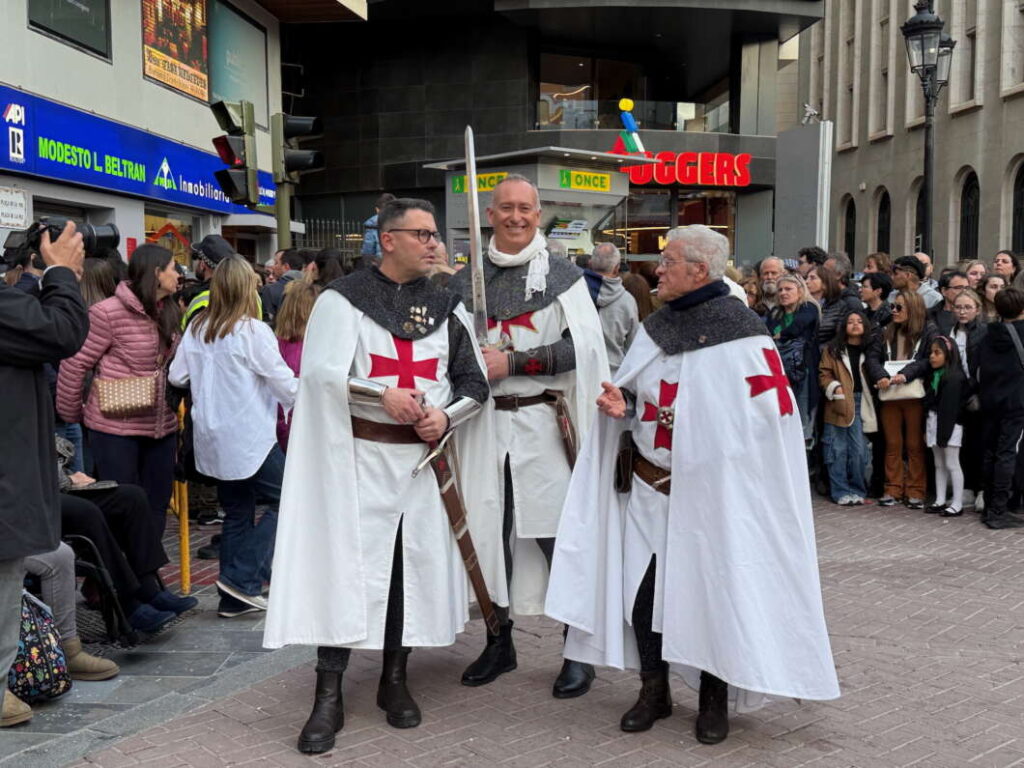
[[2, 216, 120, 271]]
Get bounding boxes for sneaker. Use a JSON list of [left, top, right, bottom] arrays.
[[218, 594, 262, 618], [216, 580, 268, 611], [150, 590, 199, 615], [906, 498, 925, 510], [835, 495, 854, 506], [129, 603, 176, 634], [878, 495, 897, 507]]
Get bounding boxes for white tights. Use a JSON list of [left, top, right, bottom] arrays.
[[933, 445, 963, 511]]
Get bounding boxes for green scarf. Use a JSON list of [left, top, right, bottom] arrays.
[[930, 368, 944, 394]]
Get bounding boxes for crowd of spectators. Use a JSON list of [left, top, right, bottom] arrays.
[[746, 247, 1024, 530]]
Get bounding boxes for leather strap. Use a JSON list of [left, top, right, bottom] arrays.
[[350, 416, 423, 444], [492, 392, 557, 411], [1006, 322, 1024, 373], [633, 453, 671, 496]]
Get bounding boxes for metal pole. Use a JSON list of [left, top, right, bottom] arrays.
[[276, 182, 293, 250], [922, 79, 935, 258]]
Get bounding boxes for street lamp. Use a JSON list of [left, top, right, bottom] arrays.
[[902, 0, 955, 258]]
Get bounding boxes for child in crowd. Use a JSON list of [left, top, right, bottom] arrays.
[[818, 309, 877, 506], [924, 337, 968, 517]]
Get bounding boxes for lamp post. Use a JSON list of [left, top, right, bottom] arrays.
[[902, 0, 955, 258]]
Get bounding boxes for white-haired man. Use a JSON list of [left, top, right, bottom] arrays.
[[546, 225, 839, 743], [585, 242, 639, 375]]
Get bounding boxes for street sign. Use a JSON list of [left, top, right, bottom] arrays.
[[451, 171, 507, 194], [558, 169, 611, 192]]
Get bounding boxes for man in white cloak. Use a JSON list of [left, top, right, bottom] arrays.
[[263, 199, 503, 754], [449, 175, 610, 697], [546, 225, 840, 744]]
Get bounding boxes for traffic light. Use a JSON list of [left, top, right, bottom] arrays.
[[271, 113, 325, 184], [210, 100, 259, 207]]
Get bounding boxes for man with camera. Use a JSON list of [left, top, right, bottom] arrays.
[[0, 221, 87, 727]]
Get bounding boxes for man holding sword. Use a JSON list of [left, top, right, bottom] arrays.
[[450, 172, 610, 697], [265, 198, 505, 753]]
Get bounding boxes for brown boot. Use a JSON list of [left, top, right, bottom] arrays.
[[1, 690, 32, 727], [64, 637, 120, 681]]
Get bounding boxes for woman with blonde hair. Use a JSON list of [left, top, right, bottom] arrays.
[[959, 259, 987, 289], [169, 256, 298, 618], [765, 273, 820, 445], [274, 276, 320, 451]]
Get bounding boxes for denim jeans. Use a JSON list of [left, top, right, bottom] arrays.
[[216, 445, 284, 597], [823, 393, 869, 502]]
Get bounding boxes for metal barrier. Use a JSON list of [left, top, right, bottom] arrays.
[[297, 218, 365, 268], [169, 402, 191, 595]]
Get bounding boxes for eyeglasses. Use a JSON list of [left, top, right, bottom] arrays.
[[386, 229, 442, 244], [892, 304, 906, 311]]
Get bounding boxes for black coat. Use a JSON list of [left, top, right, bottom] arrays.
[[952, 318, 987, 382], [928, 305, 956, 336], [0, 267, 88, 560], [923, 369, 966, 447], [864, 323, 939, 386], [976, 321, 1024, 415], [817, 288, 863, 345]]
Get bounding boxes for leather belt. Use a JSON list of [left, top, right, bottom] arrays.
[[633, 453, 671, 496], [351, 416, 423, 444], [492, 392, 558, 411]]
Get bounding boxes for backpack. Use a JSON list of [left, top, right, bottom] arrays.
[[7, 591, 72, 704]]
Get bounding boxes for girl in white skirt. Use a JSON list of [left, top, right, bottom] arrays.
[[923, 336, 968, 516]]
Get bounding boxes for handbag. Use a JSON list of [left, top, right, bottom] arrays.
[[93, 355, 163, 418], [878, 359, 925, 401], [776, 337, 807, 386], [7, 591, 72, 704]]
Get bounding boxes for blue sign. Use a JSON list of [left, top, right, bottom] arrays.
[[0, 83, 275, 215]]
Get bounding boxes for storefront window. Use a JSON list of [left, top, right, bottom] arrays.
[[679, 191, 735, 251], [145, 208, 197, 266]]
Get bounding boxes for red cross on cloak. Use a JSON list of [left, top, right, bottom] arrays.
[[745, 347, 794, 416], [368, 335, 439, 390], [641, 380, 678, 451], [487, 311, 536, 338]]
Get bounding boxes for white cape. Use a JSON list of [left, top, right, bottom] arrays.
[[264, 291, 506, 649], [545, 326, 840, 710]]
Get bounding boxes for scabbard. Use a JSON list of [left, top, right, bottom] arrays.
[[428, 445, 500, 636], [547, 390, 578, 470]]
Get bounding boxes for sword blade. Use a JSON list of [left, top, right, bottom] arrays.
[[465, 125, 489, 346]]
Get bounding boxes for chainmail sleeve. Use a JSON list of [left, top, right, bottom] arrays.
[[507, 328, 577, 377], [447, 316, 489, 403]]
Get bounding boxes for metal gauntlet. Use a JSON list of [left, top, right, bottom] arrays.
[[348, 377, 388, 406], [443, 396, 482, 430]]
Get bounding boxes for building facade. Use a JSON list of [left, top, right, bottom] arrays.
[[285, 0, 825, 264], [0, 0, 364, 266], [802, 0, 1024, 269]]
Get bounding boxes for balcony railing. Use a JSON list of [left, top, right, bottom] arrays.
[[535, 98, 730, 133]]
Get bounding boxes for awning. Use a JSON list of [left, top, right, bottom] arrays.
[[253, 0, 366, 22]]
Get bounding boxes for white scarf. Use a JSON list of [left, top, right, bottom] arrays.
[[487, 231, 550, 301]]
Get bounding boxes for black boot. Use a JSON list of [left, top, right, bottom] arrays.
[[461, 621, 517, 686], [695, 671, 729, 745], [552, 659, 595, 698], [377, 649, 421, 728], [297, 670, 344, 753], [620, 662, 672, 732]]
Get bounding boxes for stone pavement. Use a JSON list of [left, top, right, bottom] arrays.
[[5, 499, 1024, 767]]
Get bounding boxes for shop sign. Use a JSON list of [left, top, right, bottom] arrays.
[[0, 83, 275, 215], [549, 218, 589, 239], [558, 169, 610, 192], [0, 185, 28, 228], [615, 150, 752, 187], [452, 171, 507, 194]]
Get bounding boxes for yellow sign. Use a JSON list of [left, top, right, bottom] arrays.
[[452, 172, 508, 194], [558, 169, 611, 192]]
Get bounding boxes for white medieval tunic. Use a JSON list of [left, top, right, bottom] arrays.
[[264, 288, 505, 650], [475, 271, 608, 616], [546, 302, 840, 710]]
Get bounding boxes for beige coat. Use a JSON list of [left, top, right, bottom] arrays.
[[819, 346, 878, 433]]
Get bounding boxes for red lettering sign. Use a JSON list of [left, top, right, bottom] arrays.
[[614, 148, 752, 188]]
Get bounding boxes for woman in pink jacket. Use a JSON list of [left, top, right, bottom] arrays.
[[57, 245, 182, 537]]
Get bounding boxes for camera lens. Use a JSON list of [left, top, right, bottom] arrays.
[[79, 223, 120, 254]]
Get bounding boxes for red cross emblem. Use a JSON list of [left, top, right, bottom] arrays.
[[487, 311, 536, 338], [641, 380, 678, 451], [369, 335, 439, 390], [745, 348, 794, 416]]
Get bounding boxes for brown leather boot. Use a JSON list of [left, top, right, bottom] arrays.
[[620, 662, 672, 732], [1, 690, 32, 728], [64, 637, 120, 681]]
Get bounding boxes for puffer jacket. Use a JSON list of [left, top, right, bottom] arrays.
[[56, 281, 178, 438]]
